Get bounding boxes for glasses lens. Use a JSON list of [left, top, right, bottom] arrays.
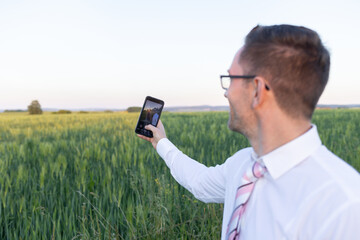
[[222, 76, 230, 89]]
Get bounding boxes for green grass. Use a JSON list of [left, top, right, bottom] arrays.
[[0, 109, 359, 239]]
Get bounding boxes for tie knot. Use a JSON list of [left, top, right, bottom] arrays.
[[253, 161, 266, 178]]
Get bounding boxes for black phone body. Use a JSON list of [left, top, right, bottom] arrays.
[[135, 96, 164, 138]]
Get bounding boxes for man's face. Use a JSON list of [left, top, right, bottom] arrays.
[[224, 48, 255, 137]]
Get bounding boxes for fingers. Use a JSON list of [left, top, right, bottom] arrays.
[[157, 119, 164, 128], [157, 120, 165, 132], [137, 134, 151, 142], [145, 124, 156, 132], [145, 123, 166, 138], [137, 119, 167, 150]]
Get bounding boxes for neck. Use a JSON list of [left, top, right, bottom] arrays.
[[249, 113, 312, 157]]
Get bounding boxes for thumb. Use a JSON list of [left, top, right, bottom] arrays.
[[145, 124, 156, 131]]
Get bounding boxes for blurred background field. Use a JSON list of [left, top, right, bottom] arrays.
[[0, 109, 359, 239]]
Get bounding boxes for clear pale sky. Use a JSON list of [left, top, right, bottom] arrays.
[[1, 0, 359, 110]]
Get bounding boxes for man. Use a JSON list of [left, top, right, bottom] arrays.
[[138, 25, 360, 239]]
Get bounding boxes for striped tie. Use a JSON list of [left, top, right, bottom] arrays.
[[226, 161, 267, 240]]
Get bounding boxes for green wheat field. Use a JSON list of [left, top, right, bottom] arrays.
[[0, 110, 359, 239]]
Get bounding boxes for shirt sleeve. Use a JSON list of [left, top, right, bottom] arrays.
[[156, 138, 226, 203]]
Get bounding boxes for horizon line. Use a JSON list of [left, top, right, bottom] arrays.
[[1, 104, 360, 112]]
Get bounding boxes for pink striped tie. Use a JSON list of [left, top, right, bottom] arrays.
[[226, 161, 267, 240]]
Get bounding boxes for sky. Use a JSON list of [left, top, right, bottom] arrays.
[[1, 0, 360, 110]]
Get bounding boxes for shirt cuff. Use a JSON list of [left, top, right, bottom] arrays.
[[156, 138, 177, 165]]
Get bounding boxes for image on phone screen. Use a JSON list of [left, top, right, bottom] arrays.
[[135, 96, 164, 138]]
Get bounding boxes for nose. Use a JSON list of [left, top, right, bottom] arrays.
[[224, 89, 228, 98]]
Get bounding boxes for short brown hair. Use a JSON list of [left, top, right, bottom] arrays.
[[240, 24, 330, 119]]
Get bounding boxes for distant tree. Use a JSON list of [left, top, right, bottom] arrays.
[[4, 109, 26, 112], [104, 110, 113, 113], [57, 110, 72, 114], [127, 107, 142, 113], [28, 100, 43, 115]]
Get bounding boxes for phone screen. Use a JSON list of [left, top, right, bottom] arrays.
[[135, 96, 164, 138]]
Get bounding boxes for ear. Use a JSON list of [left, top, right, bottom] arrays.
[[251, 77, 267, 108]]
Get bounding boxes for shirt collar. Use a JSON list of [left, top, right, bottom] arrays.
[[254, 124, 322, 180]]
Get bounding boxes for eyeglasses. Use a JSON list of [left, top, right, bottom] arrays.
[[220, 75, 270, 91]]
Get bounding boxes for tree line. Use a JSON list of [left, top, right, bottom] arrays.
[[3, 100, 141, 114]]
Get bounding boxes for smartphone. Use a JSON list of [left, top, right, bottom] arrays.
[[135, 96, 164, 138]]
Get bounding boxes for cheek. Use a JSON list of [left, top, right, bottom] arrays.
[[227, 86, 241, 106], [227, 85, 236, 100]]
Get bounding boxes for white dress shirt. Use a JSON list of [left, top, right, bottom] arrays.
[[156, 125, 360, 240]]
